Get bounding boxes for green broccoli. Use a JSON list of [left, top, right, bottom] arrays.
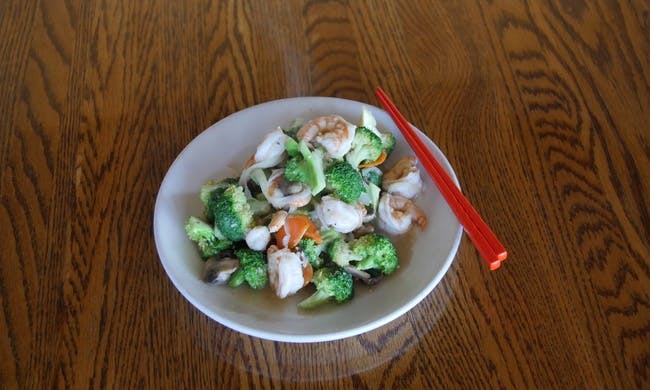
[[184, 216, 233, 258], [378, 131, 396, 156], [352, 233, 398, 275], [207, 184, 253, 241], [361, 167, 383, 187], [297, 238, 324, 268], [284, 137, 300, 157], [298, 267, 354, 309], [359, 106, 395, 156], [284, 139, 326, 195], [228, 248, 268, 289], [200, 178, 239, 222], [325, 161, 366, 203], [358, 181, 381, 217], [328, 237, 362, 268], [313, 228, 343, 263], [345, 127, 383, 168], [367, 182, 381, 213], [200, 178, 238, 206], [320, 228, 342, 244], [247, 195, 271, 216]]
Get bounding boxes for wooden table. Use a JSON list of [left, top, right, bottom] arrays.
[[1, 0, 648, 388]]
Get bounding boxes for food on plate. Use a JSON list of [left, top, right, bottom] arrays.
[[382, 156, 423, 199], [184, 108, 427, 309], [378, 193, 427, 235], [298, 267, 353, 309]]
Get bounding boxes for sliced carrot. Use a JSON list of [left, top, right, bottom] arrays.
[[303, 224, 322, 244], [275, 224, 305, 249], [302, 262, 314, 286], [275, 214, 321, 248], [359, 150, 387, 168], [290, 215, 322, 244], [275, 227, 287, 248]]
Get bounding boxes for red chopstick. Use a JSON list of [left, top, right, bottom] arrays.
[[375, 87, 507, 270]]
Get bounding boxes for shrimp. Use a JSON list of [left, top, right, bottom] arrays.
[[251, 169, 312, 210], [267, 245, 313, 298], [315, 195, 366, 233], [382, 157, 423, 199], [377, 193, 427, 235], [266, 170, 312, 209], [239, 128, 287, 192], [297, 115, 355, 159], [254, 127, 288, 163]]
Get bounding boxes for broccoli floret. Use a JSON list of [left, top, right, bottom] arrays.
[[314, 228, 343, 263], [284, 158, 306, 182], [352, 233, 398, 275], [298, 267, 354, 309], [345, 127, 383, 168], [328, 237, 362, 268], [325, 161, 366, 203], [361, 167, 383, 187], [200, 178, 239, 223], [200, 178, 238, 206], [247, 196, 271, 216], [228, 248, 268, 289], [297, 238, 324, 268], [284, 137, 300, 157], [359, 106, 395, 157], [320, 228, 342, 244], [184, 216, 233, 258], [378, 131, 396, 156], [358, 181, 381, 220], [284, 139, 326, 195], [207, 184, 253, 241], [367, 182, 381, 212]]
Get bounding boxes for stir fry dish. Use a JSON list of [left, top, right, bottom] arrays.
[[185, 108, 427, 309]]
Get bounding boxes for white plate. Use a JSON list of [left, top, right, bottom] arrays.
[[153, 97, 462, 343]]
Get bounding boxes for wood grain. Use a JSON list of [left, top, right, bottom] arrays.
[[1, 0, 648, 388]]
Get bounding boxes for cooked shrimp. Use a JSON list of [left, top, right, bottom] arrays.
[[239, 128, 287, 192], [245, 226, 271, 251], [377, 193, 427, 235], [254, 127, 288, 163], [266, 170, 312, 209], [267, 245, 312, 298], [267, 210, 288, 233], [382, 157, 423, 199], [297, 115, 355, 159], [315, 195, 366, 233]]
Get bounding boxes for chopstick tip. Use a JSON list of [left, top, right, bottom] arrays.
[[489, 261, 502, 271]]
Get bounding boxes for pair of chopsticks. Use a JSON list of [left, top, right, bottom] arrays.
[[375, 87, 507, 270]]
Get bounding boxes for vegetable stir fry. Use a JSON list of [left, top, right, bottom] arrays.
[[187, 108, 427, 309]]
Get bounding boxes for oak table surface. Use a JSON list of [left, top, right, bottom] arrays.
[[1, 0, 648, 388]]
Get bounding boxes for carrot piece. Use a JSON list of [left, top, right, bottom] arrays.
[[275, 224, 306, 249], [303, 224, 322, 244], [275, 214, 322, 248], [359, 150, 387, 168], [302, 262, 314, 286], [275, 226, 287, 248], [290, 215, 322, 244]]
